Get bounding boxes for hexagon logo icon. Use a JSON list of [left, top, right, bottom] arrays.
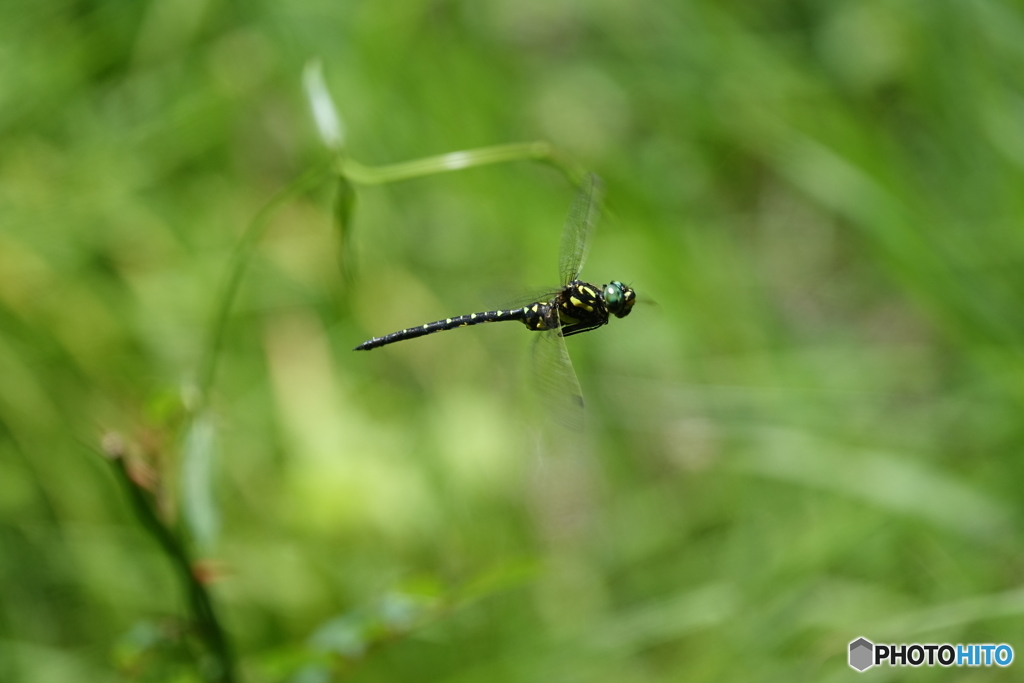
[[849, 637, 874, 672]]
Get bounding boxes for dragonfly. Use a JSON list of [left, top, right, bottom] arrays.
[[354, 173, 635, 427]]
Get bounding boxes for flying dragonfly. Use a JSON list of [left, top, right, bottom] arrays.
[[354, 174, 635, 428]]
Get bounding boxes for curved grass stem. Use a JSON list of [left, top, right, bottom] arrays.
[[338, 141, 584, 186], [196, 141, 580, 407], [196, 161, 333, 404]]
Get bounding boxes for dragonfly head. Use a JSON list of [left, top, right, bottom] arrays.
[[603, 281, 636, 319]]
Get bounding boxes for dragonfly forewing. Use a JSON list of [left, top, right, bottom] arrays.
[[558, 173, 603, 286]]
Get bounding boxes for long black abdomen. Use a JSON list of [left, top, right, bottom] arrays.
[[354, 308, 528, 351]]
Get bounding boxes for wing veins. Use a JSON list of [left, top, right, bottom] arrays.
[[558, 173, 604, 286]]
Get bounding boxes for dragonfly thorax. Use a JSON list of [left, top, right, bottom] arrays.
[[514, 280, 634, 338], [557, 280, 607, 325]]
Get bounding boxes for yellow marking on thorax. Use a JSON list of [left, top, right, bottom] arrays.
[[569, 296, 594, 311]]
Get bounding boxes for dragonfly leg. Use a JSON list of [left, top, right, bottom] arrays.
[[560, 322, 606, 337]]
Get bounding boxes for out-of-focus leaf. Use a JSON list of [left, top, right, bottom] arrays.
[[589, 583, 740, 653], [377, 589, 439, 631], [306, 588, 443, 662], [334, 175, 357, 288], [180, 410, 220, 553], [112, 619, 165, 669], [308, 614, 367, 659], [458, 560, 540, 604], [254, 646, 331, 683], [734, 427, 1013, 541], [289, 663, 333, 683], [111, 618, 193, 678], [303, 59, 345, 152]]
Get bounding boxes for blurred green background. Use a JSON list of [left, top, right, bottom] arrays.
[[3, 0, 1024, 681]]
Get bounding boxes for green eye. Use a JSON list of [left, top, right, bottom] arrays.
[[604, 283, 623, 308], [604, 281, 635, 318]]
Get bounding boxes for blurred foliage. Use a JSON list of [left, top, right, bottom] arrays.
[[2, 0, 1024, 681]]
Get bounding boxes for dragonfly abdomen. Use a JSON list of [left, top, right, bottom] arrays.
[[354, 307, 533, 351]]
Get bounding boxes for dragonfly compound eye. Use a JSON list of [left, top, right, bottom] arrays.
[[604, 281, 635, 318]]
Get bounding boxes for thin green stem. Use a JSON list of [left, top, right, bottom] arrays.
[[339, 141, 584, 186], [196, 161, 333, 404], [103, 448, 236, 683]]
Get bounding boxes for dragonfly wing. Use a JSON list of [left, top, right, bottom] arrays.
[[558, 173, 604, 286], [484, 286, 562, 311], [531, 329, 586, 433]]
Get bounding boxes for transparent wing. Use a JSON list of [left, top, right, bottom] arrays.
[[558, 173, 604, 286], [484, 285, 562, 311], [531, 329, 586, 433]]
